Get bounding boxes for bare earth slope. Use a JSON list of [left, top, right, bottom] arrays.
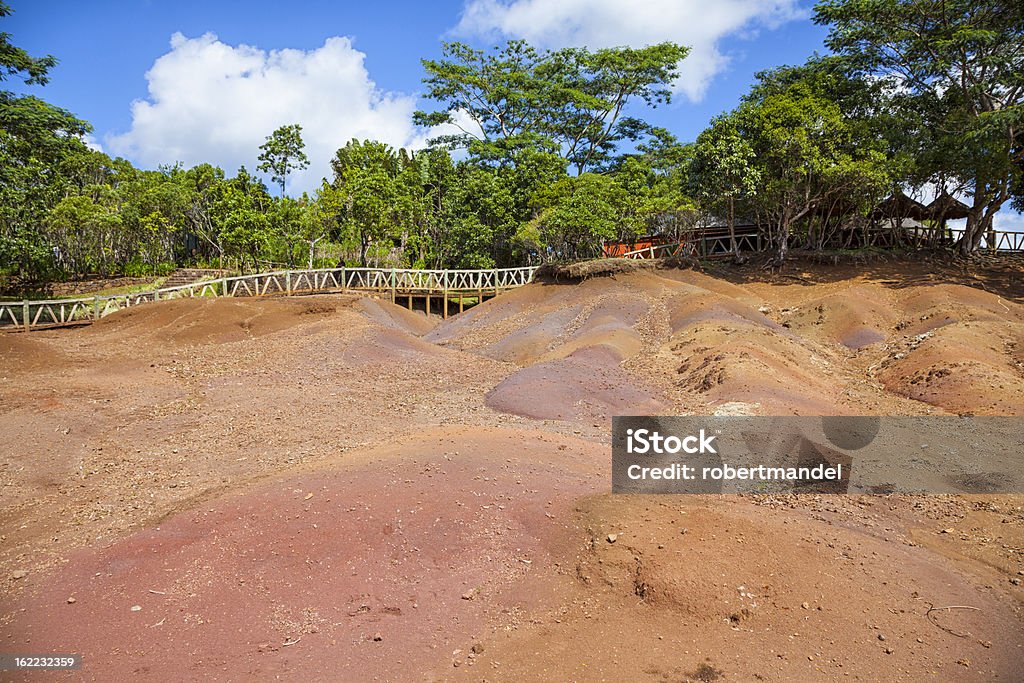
[[1, 259, 1023, 681]]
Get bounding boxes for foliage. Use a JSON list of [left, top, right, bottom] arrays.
[[0, 1, 56, 85], [416, 40, 689, 173], [741, 76, 891, 260], [0, 4, 93, 279], [814, 0, 1024, 253], [5, 12, 1023, 284], [523, 173, 634, 261], [689, 114, 760, 259], [257, 124, 309, 196]]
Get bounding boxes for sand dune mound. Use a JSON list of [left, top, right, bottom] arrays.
[[665, 290, 779, 334], [84, 295, 362, 346], [0, 334, 71, 373], [336, 326, 454, 367], [876, 321, 1024, 414], [669, 322, 844, 414], [485, 346, 669, 422], [894, 284, 1024, 336], [776, 285, 898, 349], [428, 265, 1024, 418], [660, 267, 767, 305], [476, 304, 588, 364], [6, 428, 606, 682], [456, 495, 1024, 681], [354, 298, 436, 336], [533, 294, 650, 363], [428, 275, 662, 363], [4, 257, 1024, 681], [424, 278, 589, 348]]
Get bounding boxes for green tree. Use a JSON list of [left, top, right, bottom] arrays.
[[408, 147, 456, 268], [330, 140, 415, 266], [123, 167, 191, 268], [522, 173, 632, 260], [690, 115, 761, 262], [300, 185, 341, 269], [415, 40, 688, 173], [538, 43, 690, 173], [444, 166, 519, 267], [814, 0, 1024, 254], [735, 79, 890, 262], [0, 2, 56, 85], [175, 163, 227, 266], [214, 169, 274, 271], [414, 41, 545, 153], [257, 124, 309, 196], [268, 195, 305, 266], [0, 3, 91, 279]]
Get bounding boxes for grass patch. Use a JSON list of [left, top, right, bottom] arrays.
[[689, 661, 723, 682], [0, 277, 169, 302]]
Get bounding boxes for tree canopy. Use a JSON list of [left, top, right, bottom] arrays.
[[415, 40, 689, 173], [257, 124, 310, 196], [814, 0, 1024, 254], [3, 2, 1023, 290], [0, 1, 56, 85]]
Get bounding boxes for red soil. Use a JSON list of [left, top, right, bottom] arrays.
[[2, 258, 1023, 681]]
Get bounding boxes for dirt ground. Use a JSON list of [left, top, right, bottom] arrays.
[[1, 257, 1023, 681]]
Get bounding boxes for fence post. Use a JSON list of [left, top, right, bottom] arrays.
[[93, 296, 100, 320], [22, 301, 29, 331], [286, 271, 292, 296], [222, 276, 230, 297]]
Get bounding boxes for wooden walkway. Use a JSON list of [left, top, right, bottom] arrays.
[[0, 266, 537, 331]]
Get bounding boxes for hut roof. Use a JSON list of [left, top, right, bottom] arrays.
[[926, 193, 971, 220], [869, 191, 928, 220]]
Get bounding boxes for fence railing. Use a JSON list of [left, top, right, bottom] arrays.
[[951, 229, 1024, 252], [620, 228, 1023, 259], [620, 232, 763, 260], [0, 266, 538, 331]]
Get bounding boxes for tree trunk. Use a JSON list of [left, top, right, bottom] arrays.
[[957, 175, 1009, 256], [958, 206, 985, 256], [775, 217, 790, 266], [727, 197, 744, 263]]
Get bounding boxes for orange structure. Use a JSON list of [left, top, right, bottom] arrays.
[[602, 236, 676, 257]]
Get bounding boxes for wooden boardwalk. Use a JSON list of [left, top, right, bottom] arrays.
[[0, 266, 537, 331], [6, 228, 1020, 332]]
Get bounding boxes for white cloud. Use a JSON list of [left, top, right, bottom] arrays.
[[83, 134, 104, 153], [994, 211, 1024, 233], [106, 32, 425, 195], [453, 0, 804, 102]]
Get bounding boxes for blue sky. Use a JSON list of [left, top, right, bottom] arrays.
[[6, 1, 826, 176], [6, 0, 1021, 231]]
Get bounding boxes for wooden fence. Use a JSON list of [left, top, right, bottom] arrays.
[[0, 266, 538, 331], [620, 232, 763, 260], [620, 228, 1023, 259]]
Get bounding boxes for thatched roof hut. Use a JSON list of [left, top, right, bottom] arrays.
[[869, 191, 928, 221], [926, 192, 971, 220]]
